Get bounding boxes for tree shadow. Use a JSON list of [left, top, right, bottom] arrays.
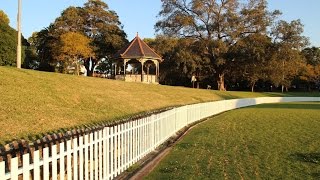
[[290, 153, 320, 164], [311, 173, 320, 178], [289, 152, 320, 178], [252, 102, 320, 110]]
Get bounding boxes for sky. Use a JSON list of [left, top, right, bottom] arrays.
[[1, 0, 320, 47]]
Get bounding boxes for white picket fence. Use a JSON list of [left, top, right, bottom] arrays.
[[1, 97, 319, 179]]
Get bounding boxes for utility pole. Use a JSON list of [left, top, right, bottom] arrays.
[[16, 0, 22, 68]]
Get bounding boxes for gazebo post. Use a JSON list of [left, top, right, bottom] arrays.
[[140, 59, 145, 82], [156, 61, 159, 82], [123, 59, 127, 77]]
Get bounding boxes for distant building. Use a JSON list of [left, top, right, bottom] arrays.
[[112, 34, 163, 84]]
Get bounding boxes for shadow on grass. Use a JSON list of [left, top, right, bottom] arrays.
[[215, 93, 239, 99], [290, 153, 320, 164], [311, 173, 320, 179], [289, 153, 320, 178], [252, 103, 320, 110]]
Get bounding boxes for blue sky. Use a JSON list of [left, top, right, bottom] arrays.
[[1, 0, 319, 47]]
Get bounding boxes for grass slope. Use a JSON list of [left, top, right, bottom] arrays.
[[146, 102, 320, 179], [0, 67, 318, 144]]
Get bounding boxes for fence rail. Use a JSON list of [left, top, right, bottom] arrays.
[[1, 97, 319, 179]]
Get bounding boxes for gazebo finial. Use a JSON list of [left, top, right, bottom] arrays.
[[136, 32, 139, 37]]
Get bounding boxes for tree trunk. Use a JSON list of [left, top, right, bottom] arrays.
[[75, 61, 80, 76], [217, 74, 226, 91], [84, 58, 97, 77], [308, 84, 311, 92], [281, 85, 284, 93], [251, 82, 255, 92]]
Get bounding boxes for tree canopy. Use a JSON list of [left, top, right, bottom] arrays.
[[154, 0, 314, 91], [156, 0, 280, 90], [0, 10, 28, 66], [30, 0, 127, 75], [0, 10, 10, 25]]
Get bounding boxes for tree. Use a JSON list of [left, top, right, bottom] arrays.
[[300, 47, 320, 91], [302, 47, 320, 66], [156, 0, 279, 90], [0, 10, 27, 66], [49, 0, 128, 76], [230, 34, 272, 92], [30, 27, 59, 72], [269, 19, 308, 92], [31, 0, 127, 75], [299, 63, 320, 91], [146, 36, 209, 87], [57, 32, 94, 75], [267, 50, 304, 92], [0, 10, 10, 25], [94, 58, 112, 76]]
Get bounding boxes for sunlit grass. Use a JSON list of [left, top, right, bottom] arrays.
[[146, 102, 320, 179], [0, 66, 318, 144]]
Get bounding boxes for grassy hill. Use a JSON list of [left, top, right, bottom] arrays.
[[0, 66, 318, 144]]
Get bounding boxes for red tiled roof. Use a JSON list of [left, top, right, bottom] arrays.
[[114, 34, 163, 61]]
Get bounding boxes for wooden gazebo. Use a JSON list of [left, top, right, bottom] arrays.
[[112, 34, 163, 84]]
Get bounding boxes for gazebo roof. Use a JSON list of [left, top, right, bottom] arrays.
[[114, 34, 163, 61]]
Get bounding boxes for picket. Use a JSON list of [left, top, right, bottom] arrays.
[[121, 123, 125, 172], [66, 140, 72, 180], [98, 130, 103, 180], [43, 148, 49, 180], [103, 129, 107, 179], [129, 121, 133, 167], [89, 133, 93, 180], [22, 153, 30, 180], [0, 161, 5, 180], [10, 157, 18, 180], [79, 137, 84, 180], [84, 135, 89, 180], [110, 126, 114, 178], [59, 142, 65, 180], [33, 150, 40, 180], [73, 138, 78, 180], [116, 125, 120, 176], [94, 132, 98, 180]]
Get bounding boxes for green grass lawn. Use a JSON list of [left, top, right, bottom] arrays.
[[0, 66, 318, 144], [146, 102, 320, 179]]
